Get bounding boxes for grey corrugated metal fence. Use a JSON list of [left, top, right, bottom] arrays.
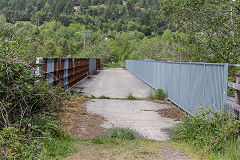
[[126, 60, 229, 115]]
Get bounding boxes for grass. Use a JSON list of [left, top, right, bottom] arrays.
[[37, 135, 79, 160], [98, 95, 111, 99], [172, 107, 240, 160], [148, 89, 167, 100], [91, 127, 136, 145], [126, 93, 138, 100], [106, 127, 136, 140], [65, 138, 202, 160], [35, 127, 204, 160], [77, 94, 146, 100]]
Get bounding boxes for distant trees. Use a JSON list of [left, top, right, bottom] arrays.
[[0, 0, 167, 36], [4, 0, 232, 65]]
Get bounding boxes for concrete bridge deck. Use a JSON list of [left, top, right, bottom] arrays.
[[74, 68, 178, 141], [77, 68, 153, 98]]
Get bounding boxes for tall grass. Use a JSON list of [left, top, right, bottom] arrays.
[[91, 127, 136, 144], [107, 127, 136, 140], [172, 107, 240, 159], [148, 89, 167, 100]]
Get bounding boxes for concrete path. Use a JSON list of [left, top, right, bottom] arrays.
[[79, 68, 153, 98], [87, 99, 178, 141], [77, 68, 177, 141]]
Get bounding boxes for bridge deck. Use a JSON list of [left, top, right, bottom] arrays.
[[74, 68, 154, 98]]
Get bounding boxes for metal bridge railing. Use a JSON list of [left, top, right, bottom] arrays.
[[35, 57, 100, 90], [126, 59, 230, 115]]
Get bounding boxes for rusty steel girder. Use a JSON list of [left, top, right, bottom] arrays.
[[35, 58, 100, 90]]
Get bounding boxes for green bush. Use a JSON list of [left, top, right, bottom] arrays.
[[0, 30, 70, 159], [148, 89, 167, 100], [0, 127, 29, 159], [0, 114, 76, 160], [172, 107, 240, 159], [0, 33, 65, 129], [107, 127, 136, 140], [26, 113, 65, 139]]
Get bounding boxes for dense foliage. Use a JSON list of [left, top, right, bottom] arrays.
[[173, 107, 240, 159], [0, 0, 166, 35], [0, 0, 181, 65], [0, 30, 62, 127], [1, 0, 240, 64], [161, 0, 240, 63], [0, 30, 73, 159]]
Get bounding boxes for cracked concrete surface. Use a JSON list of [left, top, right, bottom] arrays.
[[86, 99, 178, 141], [78, 68, 178, 141]]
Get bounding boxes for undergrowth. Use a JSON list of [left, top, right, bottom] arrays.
[[148, 89, 167, 100], [0, 31, 76, 159], [172, 107, 240, 159], [0, 114, 78, 159]]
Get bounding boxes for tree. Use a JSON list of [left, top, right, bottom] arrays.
[[161, 0, 240, 63]]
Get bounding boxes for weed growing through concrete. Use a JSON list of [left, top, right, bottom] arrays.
[[77, 94, 146, 100], [91, 95, 96, 98], [98, 95, 111, 99], [126, 93, 137, 100], [148, 89, 167, 100]]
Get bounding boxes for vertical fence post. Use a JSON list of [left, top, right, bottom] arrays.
[[64, 58, 69, 90], [234, 72, 240, 117]]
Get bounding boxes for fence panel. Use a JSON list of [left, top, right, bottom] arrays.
[[126, 60, 228, 115]]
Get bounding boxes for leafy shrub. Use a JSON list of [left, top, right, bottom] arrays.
[[0, 32, 65, 128], [0, 114, 75, 160], [26, 113, 66, 139], [107, 127, 136, 140], [148, 89, 167, 100], [0, 127, 29, 159], [0, 29, 69, 159], [172, 107, 240, 158]]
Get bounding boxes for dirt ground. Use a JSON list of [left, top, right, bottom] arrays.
[[59, 97, 187, 138], [59, 96, 108, 138], [150, 100, 187, 121]]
